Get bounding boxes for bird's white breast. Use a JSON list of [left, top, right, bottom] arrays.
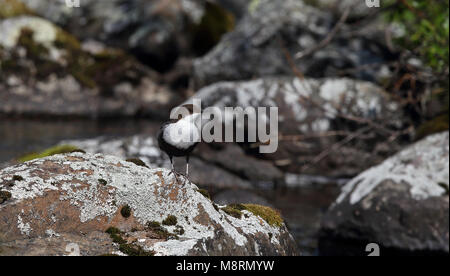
[[163, 115, 201, 149]]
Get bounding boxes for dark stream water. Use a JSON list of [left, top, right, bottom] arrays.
[[0, 118, 340, 255]]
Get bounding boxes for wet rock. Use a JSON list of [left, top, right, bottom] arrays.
[[194, 143, 284, 185], [187, 77, 408, 177], [319, 132, 449, 256], [0, 152, 299, 256], [193, 0, 393, 87], [0, 16, 179, 118]]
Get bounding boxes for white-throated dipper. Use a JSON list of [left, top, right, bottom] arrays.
[[157, 104, 201, 183]]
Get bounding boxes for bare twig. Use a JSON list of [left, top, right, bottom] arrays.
[[302, 126, 373, 171], [295, 7, 350, 60]]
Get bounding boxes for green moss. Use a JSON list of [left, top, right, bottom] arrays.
[[0, 0, 33, 19], [55, 29, 81, 51], [174, 225, 185, 236], [18, 144, 81, 162], [125, 158, 149, 168], [416, 114, 449, 140], [12, 175, 23, 181], [118, 243, 154, 256], [98, 179, 107, 186], [221, 205, 244, 219], [105, 227, 126, 245], [147, 221, 161, 229], [221, 203, 284, 226], [105, 226, 154, 256], [196, 189, 211, 199], [0, 190, 12, 204], [17, 28, 49, 57], [242, 204, 284, 227], [120, 205, 132, 218], [162, 215, 177, 226], [2, 27, 141, 92], [105, 227, 121, 235], [146, 221, 178, 240]]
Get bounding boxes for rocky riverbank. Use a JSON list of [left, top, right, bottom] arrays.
[[1, 0, 448, 256]]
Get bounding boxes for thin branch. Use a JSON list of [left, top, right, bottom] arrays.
[[301, 126, 373, 171], [295, 6, 350, 60]]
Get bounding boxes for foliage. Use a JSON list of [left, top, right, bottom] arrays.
[[385, 0, 449, 73], [18, 145, 81, 162]]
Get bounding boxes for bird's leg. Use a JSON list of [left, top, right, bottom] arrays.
[[184, 155, 192, 186], [168, 156, 180, 183], [186, 157, 189, 179]]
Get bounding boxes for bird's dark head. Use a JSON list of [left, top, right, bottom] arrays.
[[170, 103, 201, 122]]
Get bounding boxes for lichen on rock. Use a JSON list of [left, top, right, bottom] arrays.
[[320, 132, 449, 255], [0, 152, 298, 256], [336, 132, 449, 205]]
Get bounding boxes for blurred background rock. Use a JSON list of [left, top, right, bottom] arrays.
[[0, 0, 448, 255]]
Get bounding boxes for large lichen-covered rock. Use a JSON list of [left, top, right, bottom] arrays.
[[319, 132, 449, 255], [0, 16, 178, 118], [0, 153, 299, 256], [57, 135, 283, 190], [186, 77, 408, 177], [193, 0, 393, 87]]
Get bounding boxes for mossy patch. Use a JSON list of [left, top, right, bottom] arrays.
[[18, 144, 81, 162], [2, 26, 145, 93], [119, 243, 154, 256], [105, 227, 126, 244], [196, 188, 211, 199], [4, 175, 24, 188], [162, 215, 177, 226], [147, 221, 161, 229], [120, 205, 132, 218], [146, 221, 178, 240], [416, 113, 449, 140], [242, 204, 284, 227], [12, 175, 24, 181], [0, 190, 12, 204], [221, 204, 245, 219], [221, 203, 283, 227], [0, 0, 33, 19], [125, 158, 149, 168], [174, 225, 185, 236], [105, 227, 154, 256]]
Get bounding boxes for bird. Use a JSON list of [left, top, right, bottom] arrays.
[[157, 104, 202, 184]]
